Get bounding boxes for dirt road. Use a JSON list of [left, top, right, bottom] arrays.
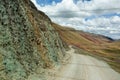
[[50, 46, 120, 80]]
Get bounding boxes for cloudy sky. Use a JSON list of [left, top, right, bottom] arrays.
[[31, 0, 120, 39]]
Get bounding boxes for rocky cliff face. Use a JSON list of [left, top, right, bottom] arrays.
[[0, 0, 65, 80]]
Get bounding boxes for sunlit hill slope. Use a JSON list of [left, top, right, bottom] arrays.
[[52, 23, 120, 73]]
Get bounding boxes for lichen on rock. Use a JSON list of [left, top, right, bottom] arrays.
[[0, 0, 65, 80]]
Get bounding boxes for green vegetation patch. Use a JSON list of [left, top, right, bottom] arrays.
[[0, 54, 4, 71], [103, 48, 120, 54]]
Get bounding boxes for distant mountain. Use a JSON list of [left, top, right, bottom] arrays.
[[52, 23, 113, 48], [52, 22, 120, 73]]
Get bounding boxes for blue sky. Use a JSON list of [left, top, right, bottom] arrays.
[[73, 0, 91, 3], [85, 13, 120, 21], [36, 0, 62, 6], [32, 0, 120, 39], [36, 0, 92, 6]]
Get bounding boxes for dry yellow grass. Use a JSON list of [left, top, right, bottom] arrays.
[[52, 22, 120, 73]]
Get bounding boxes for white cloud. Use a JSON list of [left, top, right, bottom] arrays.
[[31, 0, 120, 39], [77, 0, 120, 10], [112, 16, 120, 23], [31, 0, 78, 11], [82, 16, 120, 39]]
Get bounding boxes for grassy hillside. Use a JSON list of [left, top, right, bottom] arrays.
[[52, 23, 120, 73]]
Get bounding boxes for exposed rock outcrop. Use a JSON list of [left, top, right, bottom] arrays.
[[0, 0, 65, 80]]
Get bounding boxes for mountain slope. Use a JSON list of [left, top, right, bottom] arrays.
[[0, 0, 66, 80], [52, 23, 120, 73], [52, 23, 113, 50]]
